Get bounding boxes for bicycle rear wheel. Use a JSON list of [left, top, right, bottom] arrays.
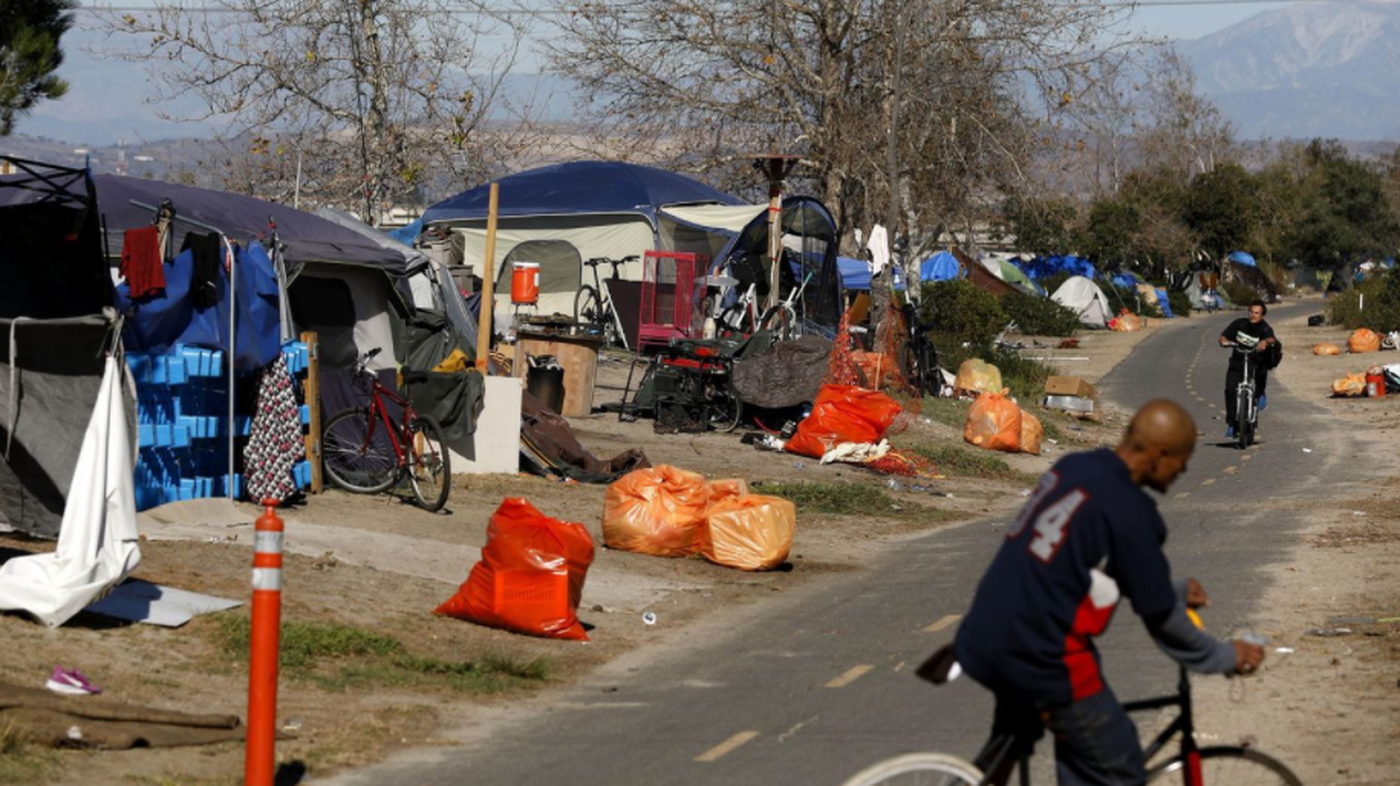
[[575, 285, 602, 327], [322, 408, 398, 494], [406, 415, 451, 512], [840, 753, 984, 786], [1146, 746, 1301, 785], [1236, 391, 1253, 449]]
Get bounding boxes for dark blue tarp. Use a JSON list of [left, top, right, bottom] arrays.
[[92, 175, 411, 280], [1228, 251, 1257, 267], [422, 161, 742, 225], [1022, 254, 1096, 281], [115, 241, 281, 371], [837, 256, 905, 292], [920, 251, 961, 282], [387, 218, 422, 248]]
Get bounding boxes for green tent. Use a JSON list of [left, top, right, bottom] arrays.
[[998, 259, 1043, 296]]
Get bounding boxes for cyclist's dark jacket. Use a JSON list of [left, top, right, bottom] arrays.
[[1221, 318, 1274, 370], [955, 449, 1178, 706]]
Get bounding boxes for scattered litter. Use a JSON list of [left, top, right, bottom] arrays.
[[886, 479, 902, 490], [67, 726, 83, 741], [1275, 647, 1295, 654], [1306, 627, 1353, 637], [793, 462, 806, 470], [1019, 489, 1032, 497], [642, 611, 657, 626], [1352, 511, 1365, 517], [1302, 448, 1312, 454], [1046, 438, 1059, 445], [45, 666, 101, 696], [281, 718, 303, 734]]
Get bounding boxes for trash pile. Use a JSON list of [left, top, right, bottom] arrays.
[[603, 465, 795, 571], [963, 390, 1043, 455], [1320, 328, 1400, 398]]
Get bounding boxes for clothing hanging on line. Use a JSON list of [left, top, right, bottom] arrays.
[[182, 231, 222, 309], [120, 226, 165, 300]]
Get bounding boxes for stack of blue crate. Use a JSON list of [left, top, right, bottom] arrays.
[[128, 341, 313, 510]]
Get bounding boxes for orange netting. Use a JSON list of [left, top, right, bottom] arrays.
[[865, 448, 943, 479], [824, 304, 922, 415]]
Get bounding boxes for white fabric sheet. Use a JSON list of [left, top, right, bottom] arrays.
[[0, 356, 141, 627], [866, 225, 890, 275]]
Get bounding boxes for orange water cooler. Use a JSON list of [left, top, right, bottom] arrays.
[[511, 261, 540, 305]]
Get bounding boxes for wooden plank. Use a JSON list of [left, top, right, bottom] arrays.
[[475, 183, 499, 372]]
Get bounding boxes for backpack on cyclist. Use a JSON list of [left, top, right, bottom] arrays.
[[1263, 339, 1284, 371]]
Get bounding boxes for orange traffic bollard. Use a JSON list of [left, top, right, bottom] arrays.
[[246, 500, 284, 786]]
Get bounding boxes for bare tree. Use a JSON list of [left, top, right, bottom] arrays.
[[1135, 47, 1234, 184], [545, 0, 1140, 249], [96, 0, 538, 221]]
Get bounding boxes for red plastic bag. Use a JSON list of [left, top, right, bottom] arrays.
[[435, 498, 595, 640], [700, 494, 797, 571], [785, 385, 904, 459], [963, 391, 1022, 452], [603, 465, 711, 557]]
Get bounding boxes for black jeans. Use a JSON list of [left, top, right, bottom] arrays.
[[1224, 363, 1268, 429], [978, 687, 1146, 786]]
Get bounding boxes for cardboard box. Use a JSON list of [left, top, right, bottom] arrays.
[[1045, 376, 1097, 399], [1044, 395, 1095, 414]]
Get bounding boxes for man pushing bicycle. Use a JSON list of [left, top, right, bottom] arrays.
[[954, 400, 1265, 786]]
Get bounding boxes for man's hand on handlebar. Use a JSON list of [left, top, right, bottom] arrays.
[[1232, 639, 1265, 675]]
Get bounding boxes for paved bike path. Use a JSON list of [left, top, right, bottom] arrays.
[[327, 305, 1329, 785]]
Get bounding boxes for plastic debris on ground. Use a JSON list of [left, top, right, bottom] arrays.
[[1348, 328, 1380, 354], [784, 384, 903, 459], [1313, 342, 1342, 356], [954, 359, 1003, 398], [602, 465, 721, 558], [434, 498, 595, 640], [1331, 372, 1366, 397]]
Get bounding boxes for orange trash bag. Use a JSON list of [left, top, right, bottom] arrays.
[[1332, 372, 1367, 397], [964, 390, 1022, 452], [700, 495, 797, 571], [954, 359, 1003, 396], [434, 498, 595, 641], [1019, 409, 1043, 455], [1313, 343, 1342, 356], [706, 477, 750, 508], [785, 385, 904, 459], [603, 465, 711, 557], [1348, 328, 1380, 354]]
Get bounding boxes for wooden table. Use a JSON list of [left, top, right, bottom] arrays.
[[512, 331, 604, 417]]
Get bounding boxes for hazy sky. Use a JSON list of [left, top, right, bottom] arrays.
[[1131, 1, 1293, 39]]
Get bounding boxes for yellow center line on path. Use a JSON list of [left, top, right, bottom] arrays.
[[923, 614, 963, 633], [824, 665, 874, 689], [695, 731, 760, 762], [1201, 478, 1217, 486], [1175, 491, 1191, 499]]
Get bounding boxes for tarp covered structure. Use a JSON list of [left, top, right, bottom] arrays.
[[1228, 251, 1257, 267], [422, 161, 742, 328], [1022, 254, 1096, 282], [920, 251, 961, 282], [1051, 276, 1113, 327], [1229, 259, 1280, 303]]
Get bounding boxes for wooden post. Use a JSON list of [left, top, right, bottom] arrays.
[[476, 182, 500, 372], [300, 331, 322, 493]]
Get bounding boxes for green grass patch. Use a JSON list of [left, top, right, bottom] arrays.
[[753, 481, 898, 515], [211, 617, 551, 694], [0, 722, 60, 784], [913, 396, 969, 429], [909, 442, 1020, 480]]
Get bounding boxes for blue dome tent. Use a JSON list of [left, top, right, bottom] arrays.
[[1228, 251, 1257, 267], [920, 251, 962, 282]]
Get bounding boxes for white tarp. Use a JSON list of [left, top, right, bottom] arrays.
[[1052, 276, 1113, 327], [659, 205, 766, 235], [0, 356, 140, 627]]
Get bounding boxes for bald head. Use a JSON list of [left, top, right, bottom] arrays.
[[1116, 399, 1197, 492]]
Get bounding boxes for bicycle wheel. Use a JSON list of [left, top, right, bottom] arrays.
[[759, 303, 795, 341], [1236, 391, 1252, 449], [1146, 746, 1302, 785], [322, 408, 398, 494], [706, 375, 744, 433], [574, 285, 602, 329], [841, 752, 984, 786], [406, 415, 451, 512], [898, 341, 926, 397]]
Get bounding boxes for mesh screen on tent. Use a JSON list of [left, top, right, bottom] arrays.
[[498, 240, 583, 295]]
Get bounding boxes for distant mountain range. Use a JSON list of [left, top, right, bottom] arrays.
[[1177, 0, 1400, 140]]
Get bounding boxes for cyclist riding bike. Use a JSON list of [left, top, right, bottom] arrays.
[[1218, 301, 1277, 440], [954, 400, 1265, 786]]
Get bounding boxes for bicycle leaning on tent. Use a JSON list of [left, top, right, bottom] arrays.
[[321, 348, 452, 512], [574, 255, 638, 347], [840, 614, 1300, 786]]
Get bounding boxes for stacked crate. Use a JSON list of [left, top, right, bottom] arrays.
[[128, 342, 312, 511]]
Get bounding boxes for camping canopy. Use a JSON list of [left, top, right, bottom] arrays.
[[1228, 251, 1257, 267], [997, 259, 1043, 295], [920, 251, 961, 282], [1051, 276, 1113, 327]]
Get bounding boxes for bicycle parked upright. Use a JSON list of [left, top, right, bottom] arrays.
[[898, 301, 948, 399], [575, 255, 637, 347], [321, 348, 452, 512]]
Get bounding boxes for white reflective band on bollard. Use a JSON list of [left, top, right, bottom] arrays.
[[252, 568, 283, 591], [254, 531, 284, 553]]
